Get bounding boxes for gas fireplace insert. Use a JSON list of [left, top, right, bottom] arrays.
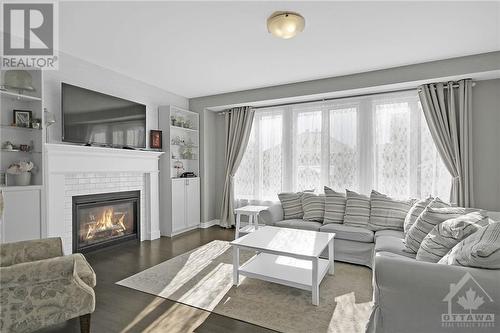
[[72, 191, 140, 253]]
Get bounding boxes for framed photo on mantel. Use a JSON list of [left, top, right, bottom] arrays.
[[150, 130, 162, 149]]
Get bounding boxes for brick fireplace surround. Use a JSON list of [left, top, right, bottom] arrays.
[[45, 144, 163, 254]]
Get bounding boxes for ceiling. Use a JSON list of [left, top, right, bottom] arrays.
[[60, 1, 500, 98]]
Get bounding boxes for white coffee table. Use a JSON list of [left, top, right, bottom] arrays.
[[230, 226, 335, 306]]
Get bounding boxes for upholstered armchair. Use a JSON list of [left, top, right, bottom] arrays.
[[0, 238, 96, 333]]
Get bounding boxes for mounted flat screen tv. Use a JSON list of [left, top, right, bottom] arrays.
[[62, 83, 146, 148]]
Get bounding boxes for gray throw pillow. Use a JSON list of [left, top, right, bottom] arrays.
[[438, 222, 500, 269], [302, 192, 325, 222], [416, 212, 489, 263], [344, 190, 370, 228], [368, 190, 414, 231], [323, 186, 346, 224], [403, 197, 450, 253], [278, 192, 306, 220], [403, 197, 433, 234]]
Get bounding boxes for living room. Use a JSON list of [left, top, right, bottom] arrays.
[[0, 1, 499, 333]]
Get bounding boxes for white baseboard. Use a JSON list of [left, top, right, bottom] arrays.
[[200, 219, 220, 229]]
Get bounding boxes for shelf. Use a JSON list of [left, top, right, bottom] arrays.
[[170, 125, 198, 133], [239, 253, 330, 291], [0, 184, 43, 191], [170, 106, 198, 116], [0, 124, 42, 132], [1, 149, 42, 154], [171, 144, 198, 148], [0, 90, 42, 101]]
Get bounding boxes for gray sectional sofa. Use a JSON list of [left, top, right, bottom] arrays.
[[259, 203, 500, 333]]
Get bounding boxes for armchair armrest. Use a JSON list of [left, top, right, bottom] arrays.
[[259, 203, 283, 226], [0, 237, 63, 267], [370, 251, 500, 333], [1, 254, 77, 287]]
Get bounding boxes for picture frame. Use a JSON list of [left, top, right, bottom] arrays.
[[13, 110, 32, 128], [150, 130, 162, 149]]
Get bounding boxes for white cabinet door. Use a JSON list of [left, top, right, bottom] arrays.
[[2, 188, 41, 243], [171, 179, 186, 233], [185, 178, 200, 228]]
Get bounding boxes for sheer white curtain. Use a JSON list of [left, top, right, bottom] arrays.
[[235, 91, 451, 204]]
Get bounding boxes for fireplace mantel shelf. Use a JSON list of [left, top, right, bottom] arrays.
[[45, 143, 163, 174], [45, 143, 163, 158]]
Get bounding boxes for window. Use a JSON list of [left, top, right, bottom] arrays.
[[235, 91, 451, 202]]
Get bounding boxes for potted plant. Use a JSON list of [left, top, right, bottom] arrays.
[[7, 160, 34, 186]]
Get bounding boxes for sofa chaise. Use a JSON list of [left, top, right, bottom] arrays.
[[259, 203, 500, 333]]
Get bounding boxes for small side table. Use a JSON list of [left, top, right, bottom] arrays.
[[234, 205, 268, 239]]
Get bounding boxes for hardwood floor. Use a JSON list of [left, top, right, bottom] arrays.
[[37, 227, 277, 333]]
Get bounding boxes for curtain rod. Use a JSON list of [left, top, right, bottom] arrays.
[[217, 80, 474, 114]]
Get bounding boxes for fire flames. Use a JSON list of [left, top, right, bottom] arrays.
[[85, 207, 127, 240]]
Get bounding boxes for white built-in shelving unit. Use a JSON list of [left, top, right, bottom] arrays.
[[0, 69, 45, 243], [158, 105, 200, 237]]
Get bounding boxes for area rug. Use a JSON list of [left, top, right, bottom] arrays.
[[116, 240, 373, 333]]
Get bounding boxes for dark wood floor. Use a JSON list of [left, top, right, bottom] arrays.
[[38, 227, 277, 333]]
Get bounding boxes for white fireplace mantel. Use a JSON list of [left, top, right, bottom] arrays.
[[44, 143, 164, 253]]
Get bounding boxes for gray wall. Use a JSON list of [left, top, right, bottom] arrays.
[[44, 52, 188, 145], [191, 52, 500, 222], [472, 79, 500, 211]]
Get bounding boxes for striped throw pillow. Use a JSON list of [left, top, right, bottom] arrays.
[[302, 193, 325, 222], [438, 222, 500, 269], [344, 190, 370, 228], [278, 192, 306, 220], [368, 190, 414, 231], [404, 200, 478, 254], [323, 186, 346, 224], [416, 212, 490, 262], [403, 197, 433, 234]]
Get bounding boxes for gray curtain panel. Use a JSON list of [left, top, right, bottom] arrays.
[[418, 79, 473, 207], [219, 106, 255, 227]]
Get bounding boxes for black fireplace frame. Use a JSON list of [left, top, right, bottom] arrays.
[[72, 190, 140, 253]]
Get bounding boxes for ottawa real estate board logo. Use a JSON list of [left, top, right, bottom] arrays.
[[1, 1, 58, 69], [442, 272, 495, 329]]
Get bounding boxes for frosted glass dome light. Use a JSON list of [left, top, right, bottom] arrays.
[[267, 11, 305, 39]]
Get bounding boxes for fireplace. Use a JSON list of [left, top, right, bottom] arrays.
[[73, 191, 140, 253]]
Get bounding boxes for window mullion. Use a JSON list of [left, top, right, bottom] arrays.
[[282, 106, 293, 192], [321, 106, 330, 189], [358, 99, 373, 194]]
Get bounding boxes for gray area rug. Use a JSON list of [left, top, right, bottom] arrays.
[[117, 240, 373, 333]]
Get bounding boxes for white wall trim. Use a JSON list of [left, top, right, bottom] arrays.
[[200, 219, 220, 229]]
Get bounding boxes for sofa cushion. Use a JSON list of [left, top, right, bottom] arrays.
[[375, 229, 405, 240], [368, 190, 414, 231], [344, 190, 370, 228], [403, 197, 433, 233], [403, 197, 451, 253], [275, 219, 322, 231], [301, 192, 325, 222], [320, 224, 374, 243], [416, 211, 489, 263], [323, 186, 346, 224], [375, 236, 416, 259], [278, 192, 307, 219], [439, 221, 500, 269]]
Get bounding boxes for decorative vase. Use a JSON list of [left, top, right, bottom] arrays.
[[12, 172, 31, 186]]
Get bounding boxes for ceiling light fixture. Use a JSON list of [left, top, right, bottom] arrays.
[[267, 11, 305, 39]]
